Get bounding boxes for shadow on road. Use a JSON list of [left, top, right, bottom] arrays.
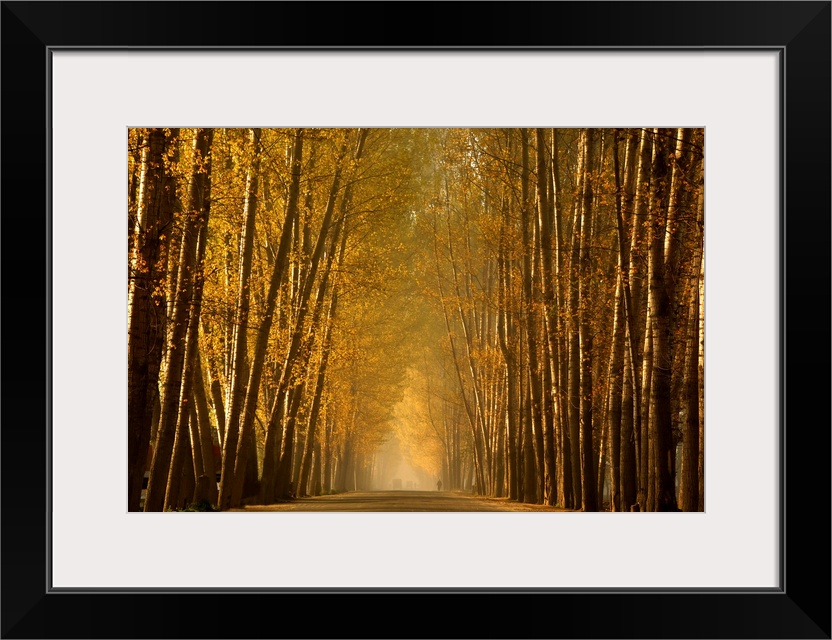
[[229, 490, 572, 512]]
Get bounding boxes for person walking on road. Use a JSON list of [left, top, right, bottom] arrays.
[[436, 478, 442, 491]]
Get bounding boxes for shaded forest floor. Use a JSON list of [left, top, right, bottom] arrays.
[[227, 490, 575, 512]]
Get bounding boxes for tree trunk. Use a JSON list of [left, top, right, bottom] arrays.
[[578, 129, 598, 512], [128, 128, 174, 511], [519, 129, 543, 503], [496, 199, 519, 501], [144, 129, 200, 513], [535, 128, 559, 506], [265, 131, 361, 503], [192, 348, 218, 504], [681, 134, 705, 511], [322, 413, 333, 494], [648, 128, 680, 512], [620, 329, 637, 510], [160, 129, 214, 511], [566, 131, 587, 509], [608, 129, 638, 511], [222, 130, 305, 508], [546, 130, 573, 508], [521, 365, 538, 503], [607, 279, 625, 511], [680, 280, 700, 511], [433, 206, 485, 496], [298, 194, 350, 497], [217, 128, 263, 508], [640, 317, 654, 511]]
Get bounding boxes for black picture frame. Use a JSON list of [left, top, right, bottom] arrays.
[[2, 2, 829, 638]]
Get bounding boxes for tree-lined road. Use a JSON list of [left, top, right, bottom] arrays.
[[230, 490, 571, 512], [129, 128, 704, 514]]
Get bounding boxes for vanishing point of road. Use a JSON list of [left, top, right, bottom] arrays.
[[229, 490, 571, 512]]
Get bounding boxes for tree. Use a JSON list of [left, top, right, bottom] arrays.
[[128, 128, 177, 512], [216, 128, 263, 510]]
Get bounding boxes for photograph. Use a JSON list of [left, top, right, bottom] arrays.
[[129, 127, 705, 514], [2, 0, 828, 636]]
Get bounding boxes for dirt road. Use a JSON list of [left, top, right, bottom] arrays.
[[229, 490, 571, 512]]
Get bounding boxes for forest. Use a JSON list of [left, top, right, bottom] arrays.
[[127, 127, 704, 513]]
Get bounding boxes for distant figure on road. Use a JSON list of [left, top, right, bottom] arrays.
[[436, 479, 442, 492]]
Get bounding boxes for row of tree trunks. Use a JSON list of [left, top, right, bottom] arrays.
[[129, 128, 703, 512], [215, 128, 263, 510], [136, 128, 214, 511], [128, 128, 176, 512], [426, 128, 704, 511]]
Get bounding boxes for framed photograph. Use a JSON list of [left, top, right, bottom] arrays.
[[3, 2, 828, 638]]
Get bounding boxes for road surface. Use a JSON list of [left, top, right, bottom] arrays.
[[228, 490, 571, 512]]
